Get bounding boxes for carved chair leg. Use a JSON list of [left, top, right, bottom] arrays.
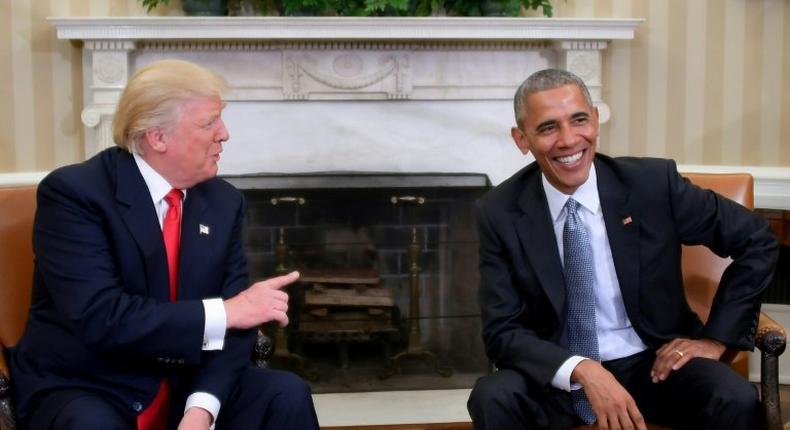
[[0, 373, 15, 430], [761, 351, 783, 430]]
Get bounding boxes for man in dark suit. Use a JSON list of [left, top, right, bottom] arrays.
[[11, 59, 319, 430], [467, 69, 778, 430]]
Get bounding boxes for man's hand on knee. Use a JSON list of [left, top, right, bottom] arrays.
[[179, 407, 213, 430], [572, 360, 647, 430], [651, 338, 726, 383]]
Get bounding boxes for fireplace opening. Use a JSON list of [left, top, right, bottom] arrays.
[[225, 173, 492, 393]]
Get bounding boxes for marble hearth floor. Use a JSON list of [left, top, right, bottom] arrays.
[[310, 369, 479, 427], [314, 384, 790, 428], [314, 388, 472, 428]]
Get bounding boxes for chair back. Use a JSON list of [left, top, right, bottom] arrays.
[[681, 172, 753, 377], [0, 186, 36, 350]]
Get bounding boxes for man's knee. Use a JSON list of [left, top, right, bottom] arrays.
[[49, 394, 133, 430], [269, 370, 313, 407], [469, 372, 524, 411], [671, 358, 761, 428], [710, 379, 760, 415]]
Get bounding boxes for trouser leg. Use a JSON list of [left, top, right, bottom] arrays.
[[467, 368, 580, 430]]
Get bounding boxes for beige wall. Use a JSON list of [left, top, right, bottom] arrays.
[[1, 0, 789, 173]]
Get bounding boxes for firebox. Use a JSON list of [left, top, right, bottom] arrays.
[[224, 173, 492, 393]]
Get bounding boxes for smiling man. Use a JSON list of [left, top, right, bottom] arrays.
[[11, 60, 319, 430], [466, 69, 778, 430]]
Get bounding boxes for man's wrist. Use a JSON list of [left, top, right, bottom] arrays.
[[184, 406, 213, 425]]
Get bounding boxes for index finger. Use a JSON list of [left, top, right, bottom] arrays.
[[260, 271, 300, 290]]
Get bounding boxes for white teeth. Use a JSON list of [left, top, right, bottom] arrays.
[[556, 151, 583, 164]]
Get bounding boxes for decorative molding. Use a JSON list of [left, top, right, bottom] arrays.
[[284, 51, 410, 99], [48, 17, 643, 42]]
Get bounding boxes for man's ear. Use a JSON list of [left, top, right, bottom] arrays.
[[511, 127, 530, 155], [143, 128, 167, 154]]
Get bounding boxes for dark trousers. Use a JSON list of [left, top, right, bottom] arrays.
[[21, 367, 319, 430], [467, 350, 762, 430]]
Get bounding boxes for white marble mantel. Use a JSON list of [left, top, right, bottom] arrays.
[[49, 17, 642, 185]]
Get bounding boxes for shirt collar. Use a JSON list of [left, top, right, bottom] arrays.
[[542, 164, 600, 223], [133, 153, 185, 204]]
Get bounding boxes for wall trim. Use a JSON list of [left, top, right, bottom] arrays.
[[0, 171, 48, 187], [3, 166, 788, 209]]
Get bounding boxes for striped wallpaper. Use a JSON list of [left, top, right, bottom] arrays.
[[1, 0, 788, 173]]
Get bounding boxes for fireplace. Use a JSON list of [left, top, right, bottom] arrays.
[[225, 173, 491, 392], [50, 16, 641, 394]]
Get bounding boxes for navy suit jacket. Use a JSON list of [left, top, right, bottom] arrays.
[[476, 154, 778, 388], [11, 148, 254, 423]]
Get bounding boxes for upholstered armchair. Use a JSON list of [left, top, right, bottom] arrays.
[[0, 185, 273, 430], [0, 186, 36, 430], [572, 173, 786, 430]]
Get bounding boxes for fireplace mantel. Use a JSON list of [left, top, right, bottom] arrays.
[[50, 16, 642, 41], [49, 17, 641, 185]]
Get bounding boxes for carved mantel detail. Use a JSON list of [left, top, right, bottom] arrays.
[[284, 51, 411, 100]]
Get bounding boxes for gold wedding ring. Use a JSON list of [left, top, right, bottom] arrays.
[[674, 350, 684, 358]]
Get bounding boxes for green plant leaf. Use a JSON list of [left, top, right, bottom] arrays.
[[138, 0, 171, 13]]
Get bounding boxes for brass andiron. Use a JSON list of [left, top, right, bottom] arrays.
[[268, 196, 316, 380], [382, 196, 452, 378]]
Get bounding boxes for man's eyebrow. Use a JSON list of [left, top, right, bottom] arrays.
[[535, 119, 558, 130], [571, 112, 590, 119]]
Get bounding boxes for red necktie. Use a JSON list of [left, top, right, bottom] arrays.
[[138, 188, 182, 430]]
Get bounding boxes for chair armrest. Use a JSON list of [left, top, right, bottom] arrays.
[[756, 312, 787, 356], [755, 311, 786, 430]]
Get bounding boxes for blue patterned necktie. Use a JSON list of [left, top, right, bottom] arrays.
[[563, 198, 599, 425]]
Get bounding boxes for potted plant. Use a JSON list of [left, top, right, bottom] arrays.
[[139, 0, 229, 16], [141, 0, 554, 17]]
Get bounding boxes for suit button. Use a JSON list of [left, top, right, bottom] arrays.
[[132, 402, 143, 412]]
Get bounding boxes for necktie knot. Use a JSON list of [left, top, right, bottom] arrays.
[[164, 188, 183, 208], [564, 197, 580, 217]]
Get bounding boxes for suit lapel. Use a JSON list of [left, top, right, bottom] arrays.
[[596, 158, 642, 324], [115, 151, 170, 301], [514, 173, 566, 319], [178, 186, 211, 300]]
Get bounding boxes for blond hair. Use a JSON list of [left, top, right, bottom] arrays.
[[112, 59, 229, 152]]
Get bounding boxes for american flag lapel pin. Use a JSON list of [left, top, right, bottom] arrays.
[[622, 216, 633, 225], [199, 224, 210, 235]]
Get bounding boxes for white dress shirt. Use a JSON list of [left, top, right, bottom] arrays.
[[134, 153, 226, 422], [543, 165, 648, 392]]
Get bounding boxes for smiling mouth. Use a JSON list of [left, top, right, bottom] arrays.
[[555, 150, 584, 165]]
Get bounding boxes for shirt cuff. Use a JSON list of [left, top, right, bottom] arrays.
[[185, 392, 221, 430], [202, 298, 226, 350], [550, 355, 588, 392]]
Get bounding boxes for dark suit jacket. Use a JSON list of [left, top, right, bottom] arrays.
[[11, 148, 254, 424], [476, 154, 778, 388]]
